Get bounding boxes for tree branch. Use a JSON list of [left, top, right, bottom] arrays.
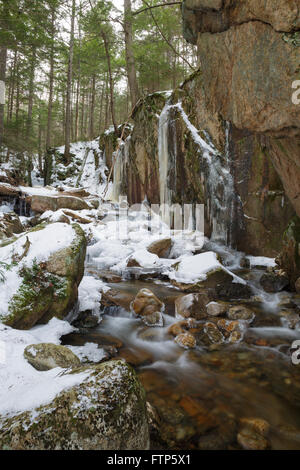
[[133, 2, 182, 16]]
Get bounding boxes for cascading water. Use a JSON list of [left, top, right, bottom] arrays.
[[112, 136, 130, 202], [157, 99, 238, 246]]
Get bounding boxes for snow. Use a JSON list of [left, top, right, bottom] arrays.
[[67, 342, 106, 363], [0, 318, 90, 417], [0, 223, 76, 319], [78, 276, 109, 313], [246, 256, 276, 268], [167, 251, 222, 284]]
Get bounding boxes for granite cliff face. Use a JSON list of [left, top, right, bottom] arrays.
[[182, 0, 300, 216], [99, 1, 299, 262]]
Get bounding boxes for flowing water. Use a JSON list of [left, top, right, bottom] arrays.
[[62, 251, 300, 450]]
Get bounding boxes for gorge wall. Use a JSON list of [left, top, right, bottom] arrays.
[[99, 0, 299, 261]]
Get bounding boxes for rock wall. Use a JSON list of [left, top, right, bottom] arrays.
[[182, 0, 300, 216], [100, 71, 294, 256]]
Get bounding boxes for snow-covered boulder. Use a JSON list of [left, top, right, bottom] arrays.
[[175, 292, 213, 320], [0, 222, 86, 329], [0, 360, 149, 450]]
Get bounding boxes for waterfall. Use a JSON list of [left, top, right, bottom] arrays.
[[112, 136, 130, 202], [158, 103, 173, 208], [157, 100, 237, 246]]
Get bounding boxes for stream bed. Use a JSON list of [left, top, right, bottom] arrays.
[[62, 254, 300, 450]]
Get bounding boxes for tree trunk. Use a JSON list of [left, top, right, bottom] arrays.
[[46, 6, 55, 151], [64, 0, 76, 165], [0, 46, 7, 147], [101, 32, 118, 135], [124, 0, 139, 107]]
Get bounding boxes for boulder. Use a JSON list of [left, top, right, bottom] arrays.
[[175, 293, 212, 320], [0, 360, 150, 450], [237, 427, 269, 451], [131, 288, 164, 326], [174, 332, 196, 349], [0, 223, 87, 329], [260, 271, 289, 293], [227, 305, 255, 322], [0, 183, 20, 197], [206, 301, 228, 317], [24, 343, 80, 371], [147, 238, 172, 258], [0, 213, 23, 239], [277, 216, 300, 289], [30, 194, 90, 213]]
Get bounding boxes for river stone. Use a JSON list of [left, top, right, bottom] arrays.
[[175, 293, 211, 320], [206, 301, 228, 317], [237, 427, 269, 450], [141, 311, 164, 327], [227, 305, 255, 322], [131, 288, 164, 318], [24, 343, 80, 371], [147, 238, 172, 258], [204, 322, 224, 344], [239, 417, 270, 437], [72, 310, 100, 329], [0, 360, 150, 450], [168, 319, 198, 337], [174, 332, 196, 349], [260, 271, 289, 293]]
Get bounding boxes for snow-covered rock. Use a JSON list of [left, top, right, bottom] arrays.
[[0, 222, 86, 329]]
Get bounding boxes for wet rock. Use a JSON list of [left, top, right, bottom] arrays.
[[217, 319, 245, 343], [204, 322, 224, 344], [237, 427, 269, 450], [168, 319, 198, 337], [279, 310, 300, 329], [131, 288, 164, 326], [206, 301, 228, 317], [142, 310, 164, 327], [239, 417, 270, 437], [0, 360, 150, 450], [277, 216, 300, 289], [216, 281, 252, 299], [175, 292, 212, 320], [24, 343, 80, 371], [260, 271, 289, 293], [174, 332, 196, 349], [227, 305, 255, 322], [101, 288, 133, 310], [72, 310, 100, 329], [147, 238, 172, 258]]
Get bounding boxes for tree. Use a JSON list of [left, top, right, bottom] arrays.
[[124, 0, 139, 107], [64, 0, 76, 164]]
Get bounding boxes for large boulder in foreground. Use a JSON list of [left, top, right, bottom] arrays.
[[0, 222, 86, 329], [0, 360, 150, 450]]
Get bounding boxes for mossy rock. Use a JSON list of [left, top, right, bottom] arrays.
[[24, 343, 80, 371], [0, 360, 150, 450], [277, 216, 300, 288], [1, 224, 87, 329]]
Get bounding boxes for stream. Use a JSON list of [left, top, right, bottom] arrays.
[[62, 231, 300, 450]]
